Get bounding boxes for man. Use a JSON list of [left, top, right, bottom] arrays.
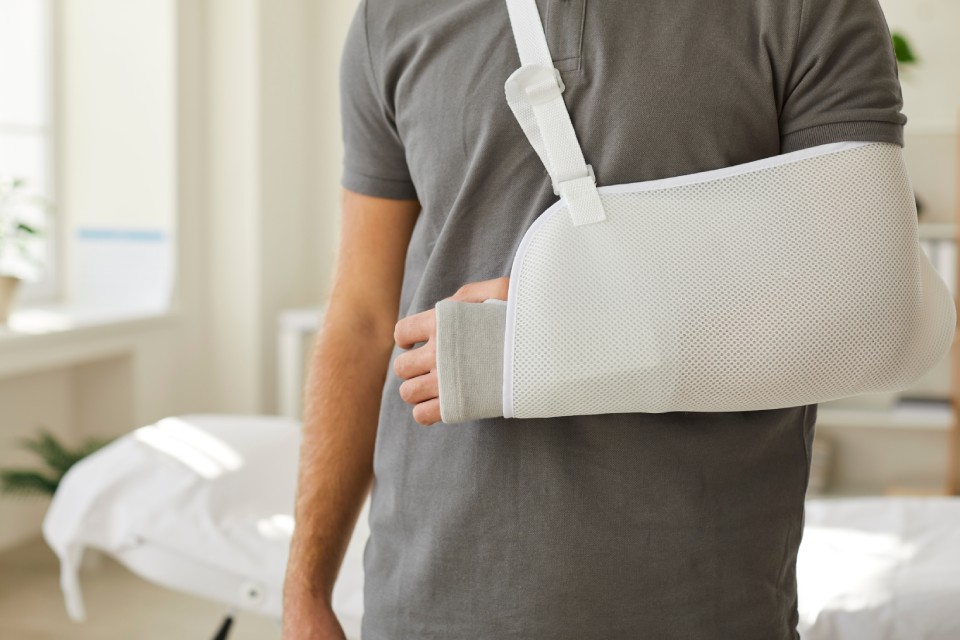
[[282, 0, 906, 637]]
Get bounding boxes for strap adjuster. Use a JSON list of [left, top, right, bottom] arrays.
[[552, 164, 596, 196], [522, 66, 565, 106]]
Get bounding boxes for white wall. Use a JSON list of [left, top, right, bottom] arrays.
[[204, 0, 263, 413], [59, 0, 175, 239], [202, 0, 353, 413], [57, 0, 176, 313], [304, 1, 359, 301], [881, 0, 960, 224], [882, 0, 960, 134]]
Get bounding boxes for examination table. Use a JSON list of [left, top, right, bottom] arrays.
[[43, 413, 960, 639]]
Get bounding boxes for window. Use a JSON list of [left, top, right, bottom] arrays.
[[0, 0, 56, 302]]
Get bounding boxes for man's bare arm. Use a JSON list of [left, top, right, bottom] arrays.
[[282, 188, 419, 638]]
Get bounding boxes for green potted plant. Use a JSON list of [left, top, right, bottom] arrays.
[[0, 427, 115, 498], [1, 427, 116, 571], [0, 176, 53, 324]]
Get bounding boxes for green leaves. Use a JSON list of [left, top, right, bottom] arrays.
[[0, 470, 59, 497], [0, 176, 52, 279], [892, 32, 917, 65], [0, 427, 117, 498]]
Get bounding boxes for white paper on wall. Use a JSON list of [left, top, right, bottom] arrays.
[[70, 227, 174, 314]]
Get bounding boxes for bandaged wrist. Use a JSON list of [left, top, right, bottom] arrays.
[[435, 298, 507, 424]]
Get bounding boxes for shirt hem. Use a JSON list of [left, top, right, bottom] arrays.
[[780, 120, 904, 153], [342, 170, 419, 201]]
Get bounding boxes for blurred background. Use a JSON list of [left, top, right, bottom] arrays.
[[0, 1, 958, 639]]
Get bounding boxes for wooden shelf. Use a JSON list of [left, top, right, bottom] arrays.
[[918, 221, 956, 240], [817, 398, 953, 432]]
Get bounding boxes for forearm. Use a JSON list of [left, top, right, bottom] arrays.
[[283, 309, 394, 608]]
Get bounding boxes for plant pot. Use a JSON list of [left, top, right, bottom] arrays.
[[0, 275, 20, 324]]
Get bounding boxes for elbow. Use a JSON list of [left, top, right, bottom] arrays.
[[320, 299, 398, 354]]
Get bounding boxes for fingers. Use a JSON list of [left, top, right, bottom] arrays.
[[394, 308, 435, 349], [398, 371, 438, 406], [412, 398, 441, 426], [397, 370, 441, 427], [393, 339, 436, 380], [449, 276, 509, 303], [394, 308, 440, 426]]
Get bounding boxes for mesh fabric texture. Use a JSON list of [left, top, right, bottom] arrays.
[[504, 142, 956, 419]]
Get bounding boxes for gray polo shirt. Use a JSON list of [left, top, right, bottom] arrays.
[[338, 0, 905, 638]]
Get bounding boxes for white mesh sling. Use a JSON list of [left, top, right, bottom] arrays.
[[434, 0, 957, 422]]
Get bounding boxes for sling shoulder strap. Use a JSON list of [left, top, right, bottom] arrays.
[[504, 0, 606, 225]]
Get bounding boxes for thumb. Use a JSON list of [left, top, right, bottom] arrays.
[[448, 277, 510, 303]]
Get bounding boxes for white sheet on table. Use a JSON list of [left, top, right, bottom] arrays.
[[41, 414, 368, 639], [798, 497, 960, 640]]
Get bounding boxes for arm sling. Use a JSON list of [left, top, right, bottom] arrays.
[[437, 0, 956, 421]]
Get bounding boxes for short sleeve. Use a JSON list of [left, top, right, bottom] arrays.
[[339, 0, 418, 200], [779, 0, 907, 152]]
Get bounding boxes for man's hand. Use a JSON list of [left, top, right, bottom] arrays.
[[281, 594, 346, 640], [393, 277, 509, 425]]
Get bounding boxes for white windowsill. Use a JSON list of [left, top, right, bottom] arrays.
[[0, 301, 177, 376]]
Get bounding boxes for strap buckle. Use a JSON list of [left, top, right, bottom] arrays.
[[552, 163, 595, 196]]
